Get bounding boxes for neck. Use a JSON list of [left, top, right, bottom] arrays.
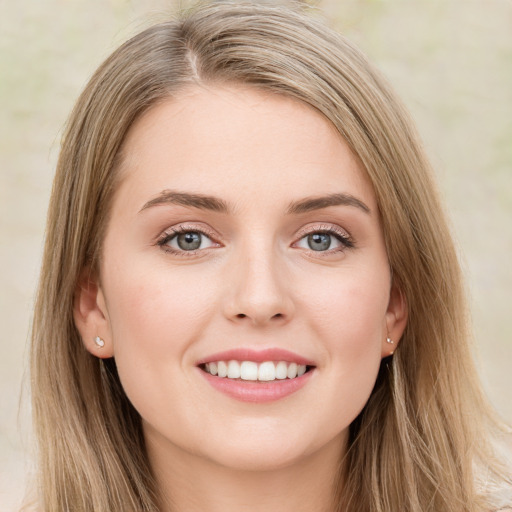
[[146, 429, 345, 512]]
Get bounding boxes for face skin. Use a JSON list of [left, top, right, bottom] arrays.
[[75, 85, 407, 511]]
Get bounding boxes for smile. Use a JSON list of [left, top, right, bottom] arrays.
[[196, 349, 316, 402], [201, 360, 309, 381]]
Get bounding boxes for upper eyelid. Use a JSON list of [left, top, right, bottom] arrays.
[[158, 221, 349, 234], [157, 223, 220, 241], [294, 223, 351, 238]]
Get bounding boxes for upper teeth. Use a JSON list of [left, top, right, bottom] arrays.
[[204, 360, 307, 381]]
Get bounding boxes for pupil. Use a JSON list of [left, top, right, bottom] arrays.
[[177, 232, 201, 250], [308, 233, 330, 251]]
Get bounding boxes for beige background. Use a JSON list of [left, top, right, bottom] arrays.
[[1, 1, 511, 510]]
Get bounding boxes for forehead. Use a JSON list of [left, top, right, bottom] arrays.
[[115, 84, 377, 214]]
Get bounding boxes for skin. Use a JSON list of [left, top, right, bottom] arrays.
[[75, 85, 407, 512]]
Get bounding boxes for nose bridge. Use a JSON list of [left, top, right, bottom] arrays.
[[224, 236, 294, 326]]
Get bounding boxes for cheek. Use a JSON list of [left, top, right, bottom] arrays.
[[301, 267, 388, 415], [102, 260, 217, 410], [304, 265, 389, 349], [106, 258, 216, 346]]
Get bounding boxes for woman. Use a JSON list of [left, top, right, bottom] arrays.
[[29, 2, 511, 511]]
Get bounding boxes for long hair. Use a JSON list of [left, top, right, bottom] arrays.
[[29, 2, 511, 510]]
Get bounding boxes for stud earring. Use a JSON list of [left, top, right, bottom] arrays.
[[386, 337, 395, 356], [94, 336, 105, 348]]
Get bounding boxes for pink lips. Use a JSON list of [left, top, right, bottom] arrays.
[[196, 348, 316, 403]]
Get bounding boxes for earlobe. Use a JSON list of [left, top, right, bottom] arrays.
[[73, 268, 114, 358], [382, 282, 408, 357]]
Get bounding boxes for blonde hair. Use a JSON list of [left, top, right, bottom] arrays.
[[29, 2, 511, 511]]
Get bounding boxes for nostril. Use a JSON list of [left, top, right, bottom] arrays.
[[236, 312, 283, 320]]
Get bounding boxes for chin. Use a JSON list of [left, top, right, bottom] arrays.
[[197, 423, 341, 473], [206, 442, 309, 472]]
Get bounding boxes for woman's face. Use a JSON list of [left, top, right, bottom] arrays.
[[76, 85, 406, 471]]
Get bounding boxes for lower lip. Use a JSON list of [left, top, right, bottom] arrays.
[[198, 368, 314, 403]]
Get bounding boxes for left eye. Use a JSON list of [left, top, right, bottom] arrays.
[[295, 232, 345, 252], [162, 231, 215, 251]]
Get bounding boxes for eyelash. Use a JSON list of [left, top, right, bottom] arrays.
[[294, 224, 354, 253], [156, 223, 354, 257], [156, 225, 220, 256]]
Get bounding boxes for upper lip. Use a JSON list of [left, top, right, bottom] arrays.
[[196, 348, 315, 367]]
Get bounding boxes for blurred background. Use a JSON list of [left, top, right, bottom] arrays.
[[1, 1, 511, 509]]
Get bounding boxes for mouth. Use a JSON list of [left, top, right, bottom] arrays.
[[196, 348, 316, 402], [199, 360, 315, 382]]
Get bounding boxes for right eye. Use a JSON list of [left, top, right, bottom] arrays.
[[157, 227, 219, 255]]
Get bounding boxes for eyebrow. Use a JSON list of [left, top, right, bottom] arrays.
[[286, 193, 371, 215], [139, 190, 370, 216], [140, 190, 230, 213]]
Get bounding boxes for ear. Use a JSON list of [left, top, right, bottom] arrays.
[[73, 268, 114, 358], [382, 281, 408, 358]]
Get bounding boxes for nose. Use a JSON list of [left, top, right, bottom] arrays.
[[223, 247, 295, 327]]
